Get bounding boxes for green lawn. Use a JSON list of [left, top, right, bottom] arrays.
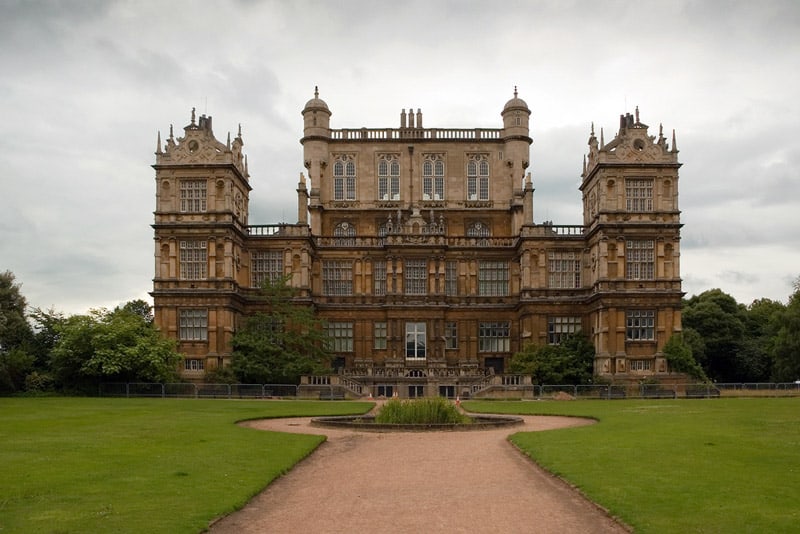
[[0, 397, 372, 534], [464, 398, 800, 533]]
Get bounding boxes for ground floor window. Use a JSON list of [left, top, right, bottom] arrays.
[[547, 316, 581, 345], [408, 385, 424, 398], [629, 359, 652, 371], [444, 321, 458, 349], [374, 321, 387, 349], [439, 385, 456, 398], [184, 358, 204, 371], [376, 385, 394, 397], [325, 322, 353, 352], [406, 322, 426, 359], [479, 322, 510, 352]]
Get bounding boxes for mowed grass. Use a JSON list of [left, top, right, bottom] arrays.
[[0, 397, 372, 534], [464, 398, 800, 533]]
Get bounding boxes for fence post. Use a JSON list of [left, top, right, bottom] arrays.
[[126, 383, 130, 398]]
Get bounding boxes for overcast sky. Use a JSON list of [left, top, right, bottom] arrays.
[[1, 0, 799, 315]]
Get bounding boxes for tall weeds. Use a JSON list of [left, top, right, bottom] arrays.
[[374, 397, 471, 425]]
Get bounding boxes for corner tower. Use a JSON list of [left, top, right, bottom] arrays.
[[151, 109, 252, 377], [580, 108, 683, 377]]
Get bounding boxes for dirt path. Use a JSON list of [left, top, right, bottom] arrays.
[[208, 414, 628, 533]]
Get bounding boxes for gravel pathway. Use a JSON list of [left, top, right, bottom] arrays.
[[208, 411, 629, 533]]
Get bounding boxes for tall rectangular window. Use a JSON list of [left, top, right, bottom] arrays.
[[374, 321, 387, 349], [479, 322, 510, 352], [626, 310, 655, 341], [405, 259, 427, 295], [444, 321, 458, 349], [445, 261, 458, 296], [548, 251, 581, 289], [478, 261, 509, 296], [333, 156, 356, 201], [374, 260, 387, 296], [251, 250, 283, 287], [467, 154, 490, 200], [405, 322, 426, 359], [325, 322, 353, 352], [180, 180, 207, 212], [179, 240, 207, 280], [378, 155, 400, 200], [179, 309, 207, 341], [626, 240, 655, 280], [422, 155, 445, 200], [322, 261, 353, 295], [547, 316, 581, 345], [626, 178, 653, 212]]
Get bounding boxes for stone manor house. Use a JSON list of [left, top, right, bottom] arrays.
[[151, 88, 683, 397]]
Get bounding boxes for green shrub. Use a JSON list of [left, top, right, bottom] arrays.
[[374, 397, 470, 424]]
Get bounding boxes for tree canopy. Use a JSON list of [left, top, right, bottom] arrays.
[[229, 276, 332, 384], [509, 333, 595, 385]]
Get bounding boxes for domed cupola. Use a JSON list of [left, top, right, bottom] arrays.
[[302, 86, 331, 134], [501, 86, 531, 136], [503, 86, 529, 114]]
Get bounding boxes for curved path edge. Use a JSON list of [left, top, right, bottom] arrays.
[[208, 414, 631, 533]]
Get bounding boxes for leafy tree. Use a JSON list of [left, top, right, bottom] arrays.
[[0, 271, 33, 353], [0, 271, 35, 392], [663, 333, 708, 381], [509, 332, 594, 385], [772, 277, 800, 382], [683, 289, 747, 382], [115, 299, 154, 324], [230, 277, 331, 384], [50, 304, 181, 392]]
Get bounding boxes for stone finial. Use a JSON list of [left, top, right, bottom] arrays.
[[156, 131, 162, 154], [600, 127, 604, 147], [671, 129, 678, 153], [237, 123, 242, 138], [191, 107, 196, 125], [635, 105, 640, 124], [226, 132, 231, 150], [169, 124, 174, 140], [314, 85, 319, 99], [513, 85, 518, 98]]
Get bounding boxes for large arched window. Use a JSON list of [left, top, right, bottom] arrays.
[[422, 154, 444, 200], [378, 154, 400, 200], [467, 221, 491, 238], [467, 154, 489, 200], [333, 155, 356, 201]]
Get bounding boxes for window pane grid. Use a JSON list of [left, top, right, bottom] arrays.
[[422, 155, 445, 200], [378, 155, 400, 200], [445, 261, 458, 296], [179, 309, 207, 341], [626, 309, 655, 340], [548, 251, 581, 288], [626, 179, 654, 212], [333, 156, 356, 200], [445, 321, 458, 349], [405, 322, 426, 359], [405, 259, 427, 295], [251, 250, 283, 287], [374, 321, 387, 349], [325, 322, 353, 352], [467, 155, 489, 200], [479, 321, 510, 352], [626, 240, 655, 280], [180, 180, 207, 213], [547, 316, 581, 345], [179, 240, 207, 280], [374, 261, 387, 296], [322, 261, 353, 295], [478, 261, 508, 296]]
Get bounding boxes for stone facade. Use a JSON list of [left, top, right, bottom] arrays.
[[151, 90, 683, 396]]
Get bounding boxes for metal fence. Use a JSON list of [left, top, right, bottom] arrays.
[[99, 383, 298, 398], [99, 381, 800, 399]]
